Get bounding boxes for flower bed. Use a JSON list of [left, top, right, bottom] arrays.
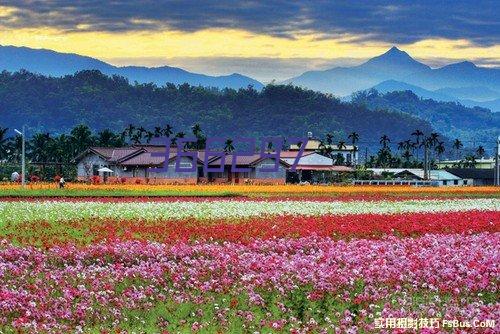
[[0, 234, 498, 333], [1, 199, 498, 224], [3, 211, 499, 247]]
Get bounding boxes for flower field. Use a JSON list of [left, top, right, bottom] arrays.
[[0, 191, 499, 332]]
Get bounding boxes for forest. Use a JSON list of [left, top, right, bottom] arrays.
[[0, 70, 433, 149]]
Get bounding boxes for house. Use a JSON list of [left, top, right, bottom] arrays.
[[364, 168, 469, 186], [436, 158, 495, 169], [445, 168, 495, 186], [74, 145, 202, 184], [280, 150, 353, 183], [74, 144, 353, 185], [204, 154, 290, 184], [289, 134, 359, 165]]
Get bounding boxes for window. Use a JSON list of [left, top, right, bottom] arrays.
[[454, 180, 458, 185]]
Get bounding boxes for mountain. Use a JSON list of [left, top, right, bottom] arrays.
[[435, 86, 499, 101], [370, 80, 500, 112], [371, 80, 454, 102], [0, 45, 263, 90], [352, 90, 500, 148], [285, 47, 500, 102], [284, 47, 430, 96], [459, 98, 500, 113], [403, 61, 500, 93], [0, 70, 434, 151]]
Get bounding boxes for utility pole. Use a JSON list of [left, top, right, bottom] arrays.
[[14, 126, 26, 188], [495, 136, 500, 186], [423, 143, 429, 180]]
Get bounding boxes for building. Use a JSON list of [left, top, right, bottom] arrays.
[[289, 135, 358, 165], [435, 158, 495, 169], [74, 146, 202, 184], [204, 154, 289, 184], [75, 143, 355, 185], [445, 168, 495, 186], [280, 150, 353, 183], [362, 168, 469, 186]]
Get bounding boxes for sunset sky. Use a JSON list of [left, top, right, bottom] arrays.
[[1, 1, 499, 81]]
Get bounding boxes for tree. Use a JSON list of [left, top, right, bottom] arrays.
[[347, 132, 359, 145], [153, 127, 163, 138], [325, 133, 334, 145], [411, 129, 424, 161], [462, 155, 477, 168], [163, 125, 174, 138], [476, 146, 485, 158], [97, 129, 124, 147], [333, 153, 345, 166], [337, 140, 347, 150], [452, 139, 463, 159], [70, 124, 94, 156], [0, 127, 9, 160], [224, 139, 235, 153], [347, 132, 359, 166], [435, 142, 445, 161], [379, 135, 390, 149]]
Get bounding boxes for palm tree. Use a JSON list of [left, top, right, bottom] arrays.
[[411, 129, 424, 145], [163, 125, 174, 138], [30, 133, 52, 162], [337, 140, 347, 150], [428, 133, 440, 146], [325, 133, 334, 145], [347, 132, 359, 165], [402, 150, 413, 163], [435, 142, 445, 161], [476, 146, 485, 158], [125, 124, 135, 137], [191, 123, 202, 137], [153, 127, 163, 138], [452, 139, 463, 159], [397, 141, 405, 152], [144, 131, 154, 143], [347, 132, 359, 145], [224, 139, 235, 153], [379, 135, 390, 149], [0, 127, 9, 160], [411, 129, 424, 161], [462, 155, 477, 168]]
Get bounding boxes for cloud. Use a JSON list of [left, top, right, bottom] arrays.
[[2, 1, 499, 45]]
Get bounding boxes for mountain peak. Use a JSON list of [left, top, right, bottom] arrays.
[[360, 46, 430, 75], [385, 46, 405, 55]]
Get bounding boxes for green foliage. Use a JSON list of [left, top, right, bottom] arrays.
[[352, 89, 500, 150], [0, 70, 434, 150]]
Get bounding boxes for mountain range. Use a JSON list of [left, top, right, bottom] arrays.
[[0, 45, 263, 90], [285, 47, 500, 111], [1, 44, 499, 112]]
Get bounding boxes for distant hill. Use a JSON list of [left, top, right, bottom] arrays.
[[352, 90, 500, 149], [371, 80, 500, 112], [0, 70, 434, 151], [0, 45, 263, 90], [285, 47, 500, 106]]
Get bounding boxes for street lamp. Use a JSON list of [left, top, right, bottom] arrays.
[[14, 126, 25, 188]]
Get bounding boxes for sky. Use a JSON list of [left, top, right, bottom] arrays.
[[1, 1, 499, 82]]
